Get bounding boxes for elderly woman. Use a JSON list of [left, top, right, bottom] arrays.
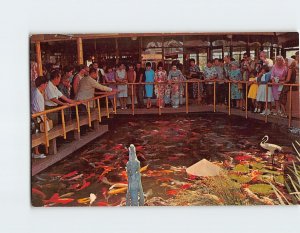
[[270, 56, 287, 115], [228, 61, 243, 109], [279, 58, 297, 117]]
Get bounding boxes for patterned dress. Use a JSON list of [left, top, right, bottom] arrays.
[[229, 69, 242, 100], [168, 69, 185, 107], [271, 65, 287, 101], [154, 70, 167, 103], [189, 65, 202, 98], [116, 69, 128, 98]]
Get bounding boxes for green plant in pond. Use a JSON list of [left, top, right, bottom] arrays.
[[229, 173, 252, 184], [248, 184, 274, 195], [251, 162, 264, 170], [233, 164, 249, 173]]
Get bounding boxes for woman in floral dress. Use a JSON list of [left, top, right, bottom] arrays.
[[168, 64, 185, 108], [229, 61, 243, 109], [154, 62, 167, 108]]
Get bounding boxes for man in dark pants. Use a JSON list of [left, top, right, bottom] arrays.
[[135, 62, 145, 108]]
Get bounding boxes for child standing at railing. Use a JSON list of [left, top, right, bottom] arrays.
[[256, 65, 273, 116], [104, 66, 117, 110], [247, 70, 259, 113]]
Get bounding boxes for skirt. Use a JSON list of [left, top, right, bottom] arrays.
[[248, 84, 258, 99], [256, 84, 274, 102], [145, 84, 153, 98], [118, 84, 128, 97]]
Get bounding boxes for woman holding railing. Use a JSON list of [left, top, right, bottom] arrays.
[[104, 66, 117, 110], [116, 64, 128, 110], [154, 62, 167, 108], [168, 64, 184, 108], [145, 62, 155, 109], [279, 58, 297, 118], [270, 56, 287, 116], [228, 61, 243, 109]]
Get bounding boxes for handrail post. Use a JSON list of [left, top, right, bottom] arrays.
[[61, 109, 66, 139], [75, 105, 80, 133], [131, 84, 134, 115], [197, 80, 200, 105], [213, 81, 216, 112], [113, 94, 117, 114], [43, 113, 49, 153], [288, 85, 292, 127], [245, 81, 248, 119], [228, 82, 231, 116], [87, 102, 92, 127], [106, 96, 110, 118], [158, 83, 161, 115], [185, 81, 189, 114], [265, 83, 268, 123], [97, 98, 101, 122]]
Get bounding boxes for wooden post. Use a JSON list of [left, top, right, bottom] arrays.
[[87, 102, 91, 127], [35, 41, 43, 76], [158, 83, 161, 115], [228, 82, 231, 116], [185, 81, 189, 114], [49, 138, 57, 155], [61, 109, 66, 139], [131, 84, 134, 115], [265, 84, 268, 123], [113, 94, 117, 114], [288, 85, 292, 127], [213, 81, 216, 112], [77, 37, 83, 65], [43, 114, 49, 153], [93, 120, 100, 131], [106, 96, 110, 118], [97, 99, 101, 122], [75, 105, 80, 133], [245, 82, 248, 119], [197, 80, 201, 104], [115, 38, 119, 64]]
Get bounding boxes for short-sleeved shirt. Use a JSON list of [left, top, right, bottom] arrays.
[[45, 81, 63, 107], [31, 88, 44, 114], [189, 65, 201, 78], [135, 68, 145, 82]]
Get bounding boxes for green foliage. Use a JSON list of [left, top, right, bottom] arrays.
[[249, 184, 274, 195], [233, 164, 249, 173]]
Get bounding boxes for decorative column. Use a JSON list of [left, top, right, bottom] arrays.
[[77, 37, 84, 65], [115, 38, 119, 64], [35, 41, 43, 76]]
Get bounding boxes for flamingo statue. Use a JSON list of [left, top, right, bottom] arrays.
[[260, 135, 282, 164]]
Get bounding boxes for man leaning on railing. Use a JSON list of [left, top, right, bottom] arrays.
[[45, 70, 76, 126]]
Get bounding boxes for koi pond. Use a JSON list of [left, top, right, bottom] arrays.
[[32, 113, 299, 206]]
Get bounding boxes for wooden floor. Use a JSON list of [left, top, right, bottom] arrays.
[[117, 103, 300, 128]]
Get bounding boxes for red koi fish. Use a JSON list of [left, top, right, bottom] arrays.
[[85, 173, 96, 180], [32, 188, 46, 199], [60, 171, 78, 180], [112, 144, 124, 150], [77, 180, 90, 191], [166, 189, 179, 196], [181, 184, 192, 190], [43, 193, 74, 205], [97, 201, 109, 206], [235, 155, 252, 161], [135, 146, 144, 151]]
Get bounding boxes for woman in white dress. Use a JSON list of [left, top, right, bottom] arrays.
[[116, 64, 128, 109], [256, 65, 274, 115]]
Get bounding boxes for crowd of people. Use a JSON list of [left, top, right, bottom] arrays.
[[30, 50, 299, 158]]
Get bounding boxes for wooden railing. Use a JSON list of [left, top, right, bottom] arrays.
[[106, 80, 299, 126], [31, 92, 117, 152]]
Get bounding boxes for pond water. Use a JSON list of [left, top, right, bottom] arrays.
[[31, 113, 297, 206]]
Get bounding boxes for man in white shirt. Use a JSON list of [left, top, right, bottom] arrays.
[[45, 70, 75, 125], [31, 76, 48, 159]]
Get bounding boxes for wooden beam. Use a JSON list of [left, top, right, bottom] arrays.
[[35, 41, 43, 76], [77, 37, 83, 64]]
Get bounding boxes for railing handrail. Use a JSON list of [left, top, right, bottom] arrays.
[[101, 80, 300, 86], [31, 92, 115, 118]]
